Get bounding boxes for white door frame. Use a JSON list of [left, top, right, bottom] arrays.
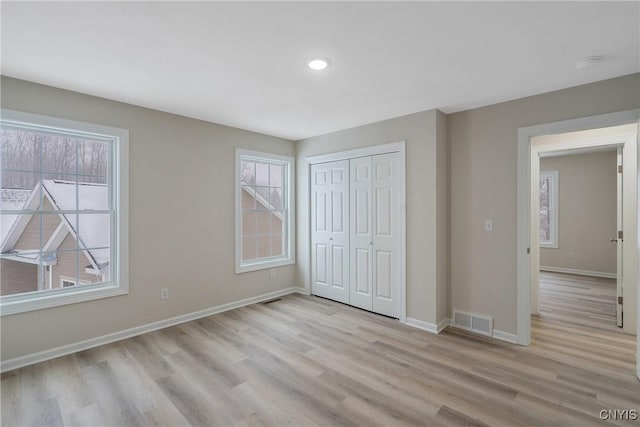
[[517, 109, 640, 347], [305, 141, 407, 323], [616, 147, 624, 327]]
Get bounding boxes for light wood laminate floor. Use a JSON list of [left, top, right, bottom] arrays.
[[539, 271, 618, 331], [2, 287, 638, 426]]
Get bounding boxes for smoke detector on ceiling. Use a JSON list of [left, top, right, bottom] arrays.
[[575, 56, 602, 71]]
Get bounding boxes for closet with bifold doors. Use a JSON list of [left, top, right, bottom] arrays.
[[311, 150, 402, 318]]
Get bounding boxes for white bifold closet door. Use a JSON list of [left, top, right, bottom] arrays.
[[311, 160, 350, 303], [350, 153, 401, 317], [311, 153, 401, 318]]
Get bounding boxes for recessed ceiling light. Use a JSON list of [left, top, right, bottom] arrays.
[[308, 58, 330, 71], [575, 56, 602, 71]]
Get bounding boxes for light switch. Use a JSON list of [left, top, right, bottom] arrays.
[[484, 220, 493, 232]]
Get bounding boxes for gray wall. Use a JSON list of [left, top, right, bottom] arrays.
[[449, 73, 640, 334], [2, 72, 638, 363], [296, 109, 449, 326], [1, 76, 297, 362], [540, 151, 617, 275]]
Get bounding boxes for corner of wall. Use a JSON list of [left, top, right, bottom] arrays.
[[436, 110, 449, 322]]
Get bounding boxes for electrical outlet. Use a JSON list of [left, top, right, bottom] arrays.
[[160, 288, 169, 299], [568, 251, 576, 259], [270, 268, 277, 278], [484, 220, 493, 232]]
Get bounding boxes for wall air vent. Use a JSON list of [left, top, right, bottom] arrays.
[[454, 311, 472, 329], [452, 310, 493, 336]]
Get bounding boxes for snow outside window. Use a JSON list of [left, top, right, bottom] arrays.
[[0, 110, 129, 315], [539, 170, 558, 248], [236, 149, 294, 273]]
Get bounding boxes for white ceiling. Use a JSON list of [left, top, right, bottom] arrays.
[[2, 2, 638, 140]]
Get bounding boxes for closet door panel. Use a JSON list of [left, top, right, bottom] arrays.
[[315, 243, 328, 285], [355, 248, 370, 294], [311, 165, 330, 298], [376, 250, 393, 299], [332, 246, 346, 289], [372, 153, 401, 317], [349, 157, 373, 310], [311, 160, 349, 303]]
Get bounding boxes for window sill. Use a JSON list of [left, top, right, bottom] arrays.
[[1, 283, 128, 316], [540, 243, 558, 249], [236, 257, 295, 274]]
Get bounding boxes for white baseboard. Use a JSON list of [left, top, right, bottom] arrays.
[[405, 317, 450, 334], [293, 287, 311, 296], [1, 286, 305, 373], [447, 324, 519, 345], [437, 317, 451, 333], [540, 266, 616, 279], [492, 329, 519, 344]]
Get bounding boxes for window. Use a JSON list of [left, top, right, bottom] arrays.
[[59, 277, 89, 288], [236, 149, 294, 273], [539, 170, 558, 248], [1, 109, 129, 315], [61, 279, 75, 288]]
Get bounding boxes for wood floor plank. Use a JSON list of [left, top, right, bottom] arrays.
[[155, 374, 223, 427], [435, 405, 492, 427], [65, 403, 105, 427], [236, 358, 357, 427], [80, 360, 147, 426], [538, 271, 619, 331], [333, 395, 430, 427], [230, 381, 319, 427], [1, 272, 638, 426], [164, 351, 251, 425]]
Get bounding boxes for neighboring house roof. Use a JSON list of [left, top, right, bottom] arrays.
[[0, 188, 32, 246], [1, 180, 109, 268], [241, 185, 283, 220], [44, 180, 110, 266]]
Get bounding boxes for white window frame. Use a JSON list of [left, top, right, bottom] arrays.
[[59, 276, 90, 288], [539, 170, 558, 248], [235, 149, 295, 273], [0, 109, 129, 316]]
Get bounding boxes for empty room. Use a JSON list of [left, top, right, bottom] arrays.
[[1, 1, 639, 426]]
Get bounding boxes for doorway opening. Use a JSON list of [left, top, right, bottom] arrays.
[[525, 121, 639, 380], [535, 144, 621, 332], [529, 123, 637, 338], [516, 109, 640, 368]]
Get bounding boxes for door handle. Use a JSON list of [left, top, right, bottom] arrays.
[[610, 238, 618, 242]]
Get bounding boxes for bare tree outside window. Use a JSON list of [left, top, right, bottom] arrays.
[[1, 129, 108, 189], [539, 171, 558, 247], [1, 126, 112, 297], [539, 176, 551, 241]]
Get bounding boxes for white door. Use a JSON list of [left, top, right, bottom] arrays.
[[616, 147, 623, 327], [349, 156, 373, 311], [311, 160, 350, 303], [372, 153, 401, 317]]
